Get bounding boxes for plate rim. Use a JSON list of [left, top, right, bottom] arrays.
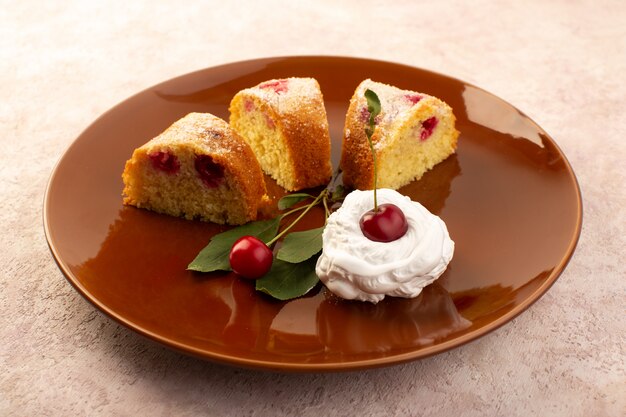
[[43, 55, 583, 372]]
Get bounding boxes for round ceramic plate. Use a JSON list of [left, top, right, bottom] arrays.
[[44, 56, 582, 372]]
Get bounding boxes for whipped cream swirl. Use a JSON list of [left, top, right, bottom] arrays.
[[316, 189, 454, 304]]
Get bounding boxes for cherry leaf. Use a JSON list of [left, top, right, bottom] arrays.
[[276, 227, 324, 263], [331, 184, 347, 202], [255, 256, 320, 301], [278, 193, 314, 210], [364, 89, 381, 139]]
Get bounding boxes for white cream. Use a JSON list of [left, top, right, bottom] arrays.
[[316, 189, 454, 304]]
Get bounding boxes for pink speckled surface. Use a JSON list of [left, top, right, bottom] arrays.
[[1, 1, 624, 415]]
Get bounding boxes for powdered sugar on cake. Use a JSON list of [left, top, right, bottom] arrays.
[[242, 77, 321, 117], [353, 79, 440, 149], [340, 79, 459, 190], [229, 77, 332, 191]]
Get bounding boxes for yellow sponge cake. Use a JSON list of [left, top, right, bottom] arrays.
[[122, 112, 267, 225], [229, 78, 332, 191], [341, 79, 459, 190]]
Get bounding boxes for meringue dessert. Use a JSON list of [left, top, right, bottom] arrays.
[[315, 189, 454, 304]]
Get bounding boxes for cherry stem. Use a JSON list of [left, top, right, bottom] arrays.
[[364, 89, 381, 212], [365, 129, 378, 212], [322, 193, 330, 221], [267, 189, 328, 246], [280, 204, 309, 218]]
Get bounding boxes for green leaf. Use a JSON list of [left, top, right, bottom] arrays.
[[364, 89, 381, 139], [187, 217, 280, 272], [330, 184, 346, 202], [277, 193, 314, 210], [276, 227, 324, 263], [255, 256, 320, 301]]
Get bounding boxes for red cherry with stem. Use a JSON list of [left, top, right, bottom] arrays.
[[229, 236, 273, 279], [360, 203, 409, 242]]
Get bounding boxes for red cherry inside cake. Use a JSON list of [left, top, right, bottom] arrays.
[[258, 79, 289, 94], [420, 116, 439, 140], [148, 151, 180, 174], [194, 154, 224, 188]]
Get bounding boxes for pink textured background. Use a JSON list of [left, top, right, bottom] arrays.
[[1, 1, 624, 415]]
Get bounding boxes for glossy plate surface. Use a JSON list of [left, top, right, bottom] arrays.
[[44, 57, 582, 371]]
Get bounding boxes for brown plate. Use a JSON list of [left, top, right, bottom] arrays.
[[44, 56, 582, 372]]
